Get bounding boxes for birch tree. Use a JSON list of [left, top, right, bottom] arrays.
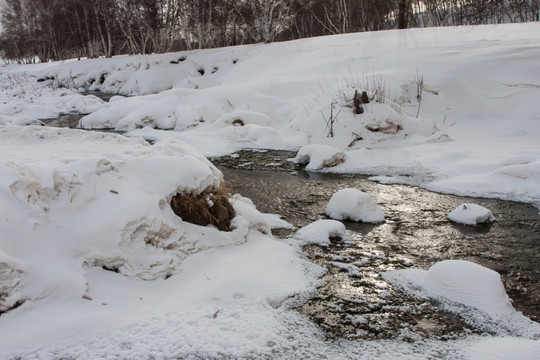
[[237, 0, 295, 43]]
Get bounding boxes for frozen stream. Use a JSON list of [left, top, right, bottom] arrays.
[[212, 149, 540, 340]]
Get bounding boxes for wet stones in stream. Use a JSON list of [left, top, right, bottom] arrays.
[[214, 149, 540, 341], [300, 240, 476, 341], [40, 113, 84, 128]]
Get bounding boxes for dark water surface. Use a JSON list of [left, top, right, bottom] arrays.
[[213, 149, 540, 339], [40, 91, 117, 128]]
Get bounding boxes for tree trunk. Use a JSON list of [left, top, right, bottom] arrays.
[[398, 0, 411, 29]]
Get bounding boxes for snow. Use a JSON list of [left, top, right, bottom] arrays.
[[0, 22, 534, 209], [0, 72, 104, 125], [326, 188, 385, 223], [448, 203, 497, 225], [467, 337, 540, 360], [262, 213, 296, 230], [383, 260, 540, 336], [293, 219, 347, 246], [0, 126, 325, 358], [1, 22, 540, 359], [2, 24, 540, 209], [423, 260, 513, 316], [291, 144, 347, 170]]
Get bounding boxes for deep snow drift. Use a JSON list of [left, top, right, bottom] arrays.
[[0, 126, 324, 358], [1, 22, 540, 359]]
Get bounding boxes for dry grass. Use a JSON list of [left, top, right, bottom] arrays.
[[170, 183, 235, 232]]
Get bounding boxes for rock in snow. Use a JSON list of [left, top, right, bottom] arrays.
[[423, 260, 513, 316], [448, 203, 496, 225], [294, 219, 347, 246], [326, 188, 385, 223], [291, 144, 346, 171], [383, 260, 519, 319]]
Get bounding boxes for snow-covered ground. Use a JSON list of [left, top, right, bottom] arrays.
[[1, 22, 540, 359], [2, 22, 538, 208]]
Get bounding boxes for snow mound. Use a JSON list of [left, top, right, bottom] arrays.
[[294, 220, 347, 246], [326, 188, 385, 223], [423, 260, 513, 315], [292, 144, 346, 171], [0, 125, 271, 308], [363, 102, 402, 134], [448, 203, 496, 225], [217, 111, 273, 127], [384, 260, 513, 317]]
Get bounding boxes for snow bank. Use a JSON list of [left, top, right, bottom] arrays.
[[0, 125, 229, 291], [326, 188, 385, 223], [448, 203, 496, 225], [294, 219, 347, 246], [0, 125, 324, 357], [0, 72, 104, 125]]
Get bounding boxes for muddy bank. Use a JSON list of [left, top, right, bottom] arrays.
[[213, 149, 540, 339]]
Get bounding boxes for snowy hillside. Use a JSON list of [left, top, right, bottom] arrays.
[[3, 22, 540, 208], [1, 22, 540, 359]]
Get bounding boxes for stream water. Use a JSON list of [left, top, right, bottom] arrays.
[[44, 93, 540, 340], [212, 149, 540, 340], [39, 91, 117, 128]]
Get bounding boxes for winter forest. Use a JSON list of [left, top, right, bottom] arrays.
[[1, 0, 539, 63]]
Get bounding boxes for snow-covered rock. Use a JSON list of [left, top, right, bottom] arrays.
[[448, 203, 496, 225], [383, 258, 540, 340], [294, 219, 347, 246], [291, 144, 346, 171], [326, 188, 385, 223], [384, 260, 515, 317], [422, 260, 513, 316]]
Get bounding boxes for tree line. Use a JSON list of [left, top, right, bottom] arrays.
[[1, 0, 538, 63]]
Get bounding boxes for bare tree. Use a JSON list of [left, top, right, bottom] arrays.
[[236, 0, 295, 43], [1, 0, 539, 63]]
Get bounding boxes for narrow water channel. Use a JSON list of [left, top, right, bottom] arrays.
[[39, 91, 117, 128], [212, 149, 540, 340]]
